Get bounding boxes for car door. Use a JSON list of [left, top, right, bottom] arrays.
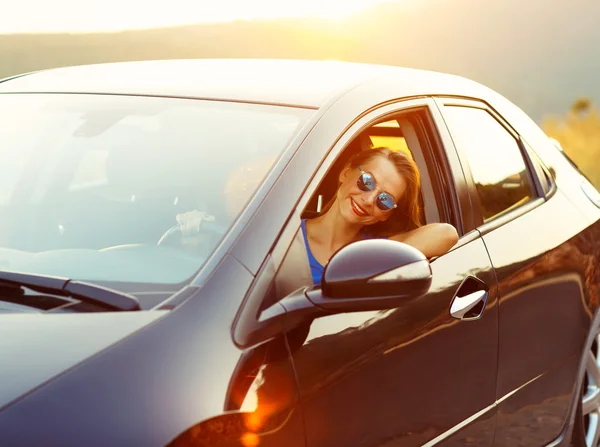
[[253, 99, 500, 447], [438, 98, 593, 446]]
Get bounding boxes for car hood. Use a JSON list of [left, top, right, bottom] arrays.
[[0, 310, 168, 410]]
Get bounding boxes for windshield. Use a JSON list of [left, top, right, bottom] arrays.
[[0, 93, 312, 290]]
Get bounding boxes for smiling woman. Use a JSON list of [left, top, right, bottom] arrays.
[[300, 146, 458, 285]]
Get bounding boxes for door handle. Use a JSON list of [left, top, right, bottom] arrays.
[[450, 290, 488, 320]]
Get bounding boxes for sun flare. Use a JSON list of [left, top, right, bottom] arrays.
[[2, 0, 396, 33]]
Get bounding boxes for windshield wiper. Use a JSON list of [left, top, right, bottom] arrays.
[[0, 270, 141, 311]]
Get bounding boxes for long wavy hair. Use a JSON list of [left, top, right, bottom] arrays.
[[324, 147, 423, 236]]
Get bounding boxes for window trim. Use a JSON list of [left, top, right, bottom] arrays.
[[435, 97, 543, 233], [422, 103, 472, 236], [396, 114, 440, 225], [520, 137, 558, 200]]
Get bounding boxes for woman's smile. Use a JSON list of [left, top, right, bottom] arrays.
[[350, 197, 368, 217]]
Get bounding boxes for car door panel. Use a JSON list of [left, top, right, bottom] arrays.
[[482, 191, 594, 446], [436, 97, 598, 445], [288, 237, 498, 447]]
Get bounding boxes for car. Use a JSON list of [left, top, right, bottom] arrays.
[[0, 58, 599, 447]]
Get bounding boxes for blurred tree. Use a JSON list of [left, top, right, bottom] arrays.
[[544, 99, 600, 190], [571, 97, 592, 117]]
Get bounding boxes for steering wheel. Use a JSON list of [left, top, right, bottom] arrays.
[[157, 220, 227, 248]]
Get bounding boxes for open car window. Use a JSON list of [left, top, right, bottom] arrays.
[[301, 112, 443, 227], [278, 108, 451, 298]]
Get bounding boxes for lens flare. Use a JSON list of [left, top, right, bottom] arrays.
[[241, 432, 260, 447]]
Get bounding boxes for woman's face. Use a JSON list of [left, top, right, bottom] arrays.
[[336, 155, 407, 226]]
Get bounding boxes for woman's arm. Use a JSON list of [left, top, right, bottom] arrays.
[[389, 223, 459, 258]]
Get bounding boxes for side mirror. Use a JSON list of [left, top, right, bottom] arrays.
[[246, 239, 432, 348], [324, 239, 431, 298], [308, 239, 432, 311]]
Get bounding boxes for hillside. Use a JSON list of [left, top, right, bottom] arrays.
[[1, 0, 599, 121]]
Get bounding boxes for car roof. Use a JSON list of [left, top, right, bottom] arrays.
[[0, 59, 487, 109]]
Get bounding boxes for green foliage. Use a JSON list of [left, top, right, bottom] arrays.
[[543, 99, 600, 189]]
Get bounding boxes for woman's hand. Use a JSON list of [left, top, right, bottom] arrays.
[[176, 210, 216, 236]]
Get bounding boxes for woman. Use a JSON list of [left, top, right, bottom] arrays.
[[301, 147, 458, 285]]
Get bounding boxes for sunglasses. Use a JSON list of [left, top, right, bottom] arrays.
[[356, 167, 398, 211]]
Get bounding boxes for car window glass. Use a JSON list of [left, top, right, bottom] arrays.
[[272, 226, 313, 303], [443, 106, 535, 222]]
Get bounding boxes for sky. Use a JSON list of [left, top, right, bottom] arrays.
[[0, 0, 397, 33]]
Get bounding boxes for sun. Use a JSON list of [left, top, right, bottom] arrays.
[[302, 0, 393, 20], [231, 0, 394, 22]]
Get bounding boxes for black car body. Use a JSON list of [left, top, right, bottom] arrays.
[[1, 59, 599, 447]]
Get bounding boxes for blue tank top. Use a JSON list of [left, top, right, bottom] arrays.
[[300, 219, 377, 285]]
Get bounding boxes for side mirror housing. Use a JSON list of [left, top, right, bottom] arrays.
[[322, 239, 432, 300]]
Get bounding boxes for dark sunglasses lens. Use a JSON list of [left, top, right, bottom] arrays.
[[357, 173, 375, 192], [377, 193, 395, 211]]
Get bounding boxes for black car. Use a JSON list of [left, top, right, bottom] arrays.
[[1, 59, 599, 447]]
